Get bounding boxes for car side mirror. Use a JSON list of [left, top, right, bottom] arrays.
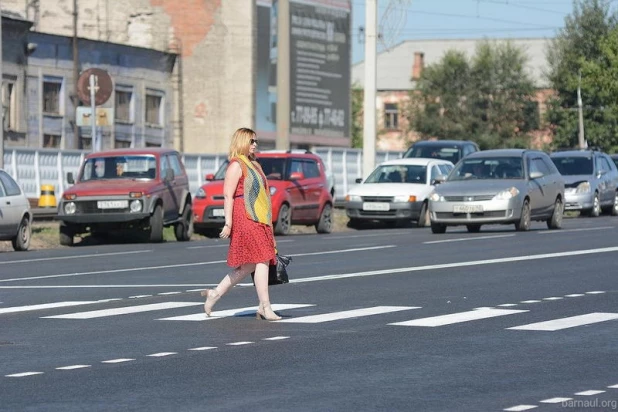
[[289, 171, 304, 181], [165, 168, 175, 181], [431, 175, 447, 185], [355, 178, 363, 184], [530, 171, 543, 179], [598, 170, 607, 177], [205, 173, 215, 181], [67, 172, 74, 184]]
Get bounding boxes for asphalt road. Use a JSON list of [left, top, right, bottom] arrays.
[[1, 217, 617, 412]]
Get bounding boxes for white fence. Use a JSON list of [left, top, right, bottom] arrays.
[[3, 147, 403, 204]]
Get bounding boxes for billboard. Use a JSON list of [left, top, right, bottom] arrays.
[[256, 0, 278, 136]]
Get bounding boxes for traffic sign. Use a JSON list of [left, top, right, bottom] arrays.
[[77, 68, 113, 106]]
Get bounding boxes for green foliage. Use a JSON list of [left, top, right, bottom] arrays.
[[545, 0, 618, 151], [408, 40, 538, 149], [351, 84, 364, 148]]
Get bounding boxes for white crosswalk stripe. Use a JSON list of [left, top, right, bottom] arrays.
[[508, 312, 618, 331], [42, 302, 203, 319], [389, 308, 528, 327], [278, 306, 419, 323], [0, 301, 99, 315], [158, 304, 315, 321]]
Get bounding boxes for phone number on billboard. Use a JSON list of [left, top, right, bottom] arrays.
[[293, 106, 345, 128]]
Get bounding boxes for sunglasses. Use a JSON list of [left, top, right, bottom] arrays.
[[250, 139, 259, 145]]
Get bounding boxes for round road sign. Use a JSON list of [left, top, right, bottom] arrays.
[[77, 68, 113, 106]]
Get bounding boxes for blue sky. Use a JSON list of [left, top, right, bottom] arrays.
[[351, 0, 578, 64]]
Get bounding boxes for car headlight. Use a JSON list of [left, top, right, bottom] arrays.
[[429, 192, 444, 202], [195, 187, 206, 199], [394, 195, 417, 202], [130, 199, 142, 213], [346, 195, 362, 202], [63, 201, 76, 215], [493, 187, 520, 200], [270, 186, 277, 196], [576, 181, 591, 193]]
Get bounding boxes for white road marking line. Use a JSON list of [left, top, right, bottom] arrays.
[[226, 342, 253, 346], [129, 295, 152, 299], [188, 347, 217, 351], [565, 294, 585, 298], [42, 302, 203, 319], [539, 397, 572, 404], [520, 300, 542, 304], [326, 232, 410, 240], [586, 291, 605, 294], [508, 312, 618, 331], [279, 306, 418, 324], [185, 289, 204, 292], [0, 250, 151, 265], [538, 226, 614, 234], [158, 292, 182, 295], [147, 352, 176, 357], [0, 301, 99, 315], [390, 308, 528, 327], [424, 234, 515, 244], [543, 297, 563, 301], [497, 304, 519, 307], [503, 405, 537, 411], [287, 245, 395, 258], [473, 307, 493, 310], [101, 358, 135, 364], [5, 372, 44, 377], [574, 390, 605, 396], [263, 336, 290, 341], [0, 285, 215, 289], [608, 384, 618, 388], [158, 304, 315, 321], [56, 365, 91, 370]]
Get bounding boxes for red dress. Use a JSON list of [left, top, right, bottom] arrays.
[[227, 162, 277, 268]]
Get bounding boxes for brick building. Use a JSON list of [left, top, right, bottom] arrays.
[[352, 38, 554, 151]]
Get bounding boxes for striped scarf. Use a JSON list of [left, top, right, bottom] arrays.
[[235, 155, 272, 225]]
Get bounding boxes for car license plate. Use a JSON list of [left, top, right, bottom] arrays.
[[453, 204, 483, 213], [97, 200, 128, 209], [363, 202, 390, 211], [212, 208, 225, 217]]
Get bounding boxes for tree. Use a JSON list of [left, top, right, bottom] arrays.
[[408, 41, 537, 149], [351, 84, 364, 148], [545, 0, 618, 150]]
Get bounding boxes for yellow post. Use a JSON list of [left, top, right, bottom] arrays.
[[38, 184, 57, 208]]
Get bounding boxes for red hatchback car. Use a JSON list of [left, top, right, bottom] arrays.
[[193, 151, 333, 236]]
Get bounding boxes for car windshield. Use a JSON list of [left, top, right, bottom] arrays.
[[551, 156, 594, 175], [212, 160, 229, 180], [405, 145, 461, 164], [365, 164, 427, 184], [449, 157, 524, 181], [257, 158, 286, 180], [80, 155, 156, 181]]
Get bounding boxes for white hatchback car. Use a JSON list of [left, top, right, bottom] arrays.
[[0, 169, 32, 251], [345, 158, 454, 227]]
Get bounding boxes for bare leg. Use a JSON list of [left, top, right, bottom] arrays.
[[254, 261, 281, 320], [202, 263, 256, 316]]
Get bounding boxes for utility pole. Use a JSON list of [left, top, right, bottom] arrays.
[[0, 13, 4, 169], [72, 0, 80, 149], [577, 70, 586, 149], [362, 0, 377, 178]]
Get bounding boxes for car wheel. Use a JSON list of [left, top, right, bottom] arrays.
[[591, 192, 601, 217], [12, 216, 31, 251], [430, 222, 447, 234], [466, 224, 481, 233], [611, 192, 618, 216], [546, 197, 564, 230], [174, 203, 194, 241], [315, 204, 332, 234], [515, 199, 531, 231], [148, 204, 164, 242], [417, 201, 429, 228], [274, 203, 291, 235], [59, 222, 75, 246]]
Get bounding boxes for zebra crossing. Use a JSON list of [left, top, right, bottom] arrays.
[[2, 298, 617, 332]]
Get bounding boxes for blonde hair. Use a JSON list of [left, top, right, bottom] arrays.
[[228, 127, 256, 160]]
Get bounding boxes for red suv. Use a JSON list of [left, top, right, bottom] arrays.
[[57, 148, 193, 246], [193, 151, 333, 236]]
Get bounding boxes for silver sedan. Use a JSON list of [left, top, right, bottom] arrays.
[[428, 149, 565, 233]]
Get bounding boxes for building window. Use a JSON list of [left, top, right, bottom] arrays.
[[2, 80, 17, 130], [115, 88, 133, 123], [43, 77, 63, 115], [43, 134, 61, 148], [145, 92, 163, 126], [145, 141, 161, 147], [115, 140, 131, 148], [384, 103, 399, 130], [81, 137, 92, 151]]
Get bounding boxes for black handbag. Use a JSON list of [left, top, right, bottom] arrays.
[[251, 254, 291, 285]]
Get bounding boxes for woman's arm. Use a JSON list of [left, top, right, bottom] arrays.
[[220, 161, 242, 239]]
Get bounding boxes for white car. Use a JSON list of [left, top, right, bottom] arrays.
[[345, 158, 454, 228], [0, 169, 32, 251]]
